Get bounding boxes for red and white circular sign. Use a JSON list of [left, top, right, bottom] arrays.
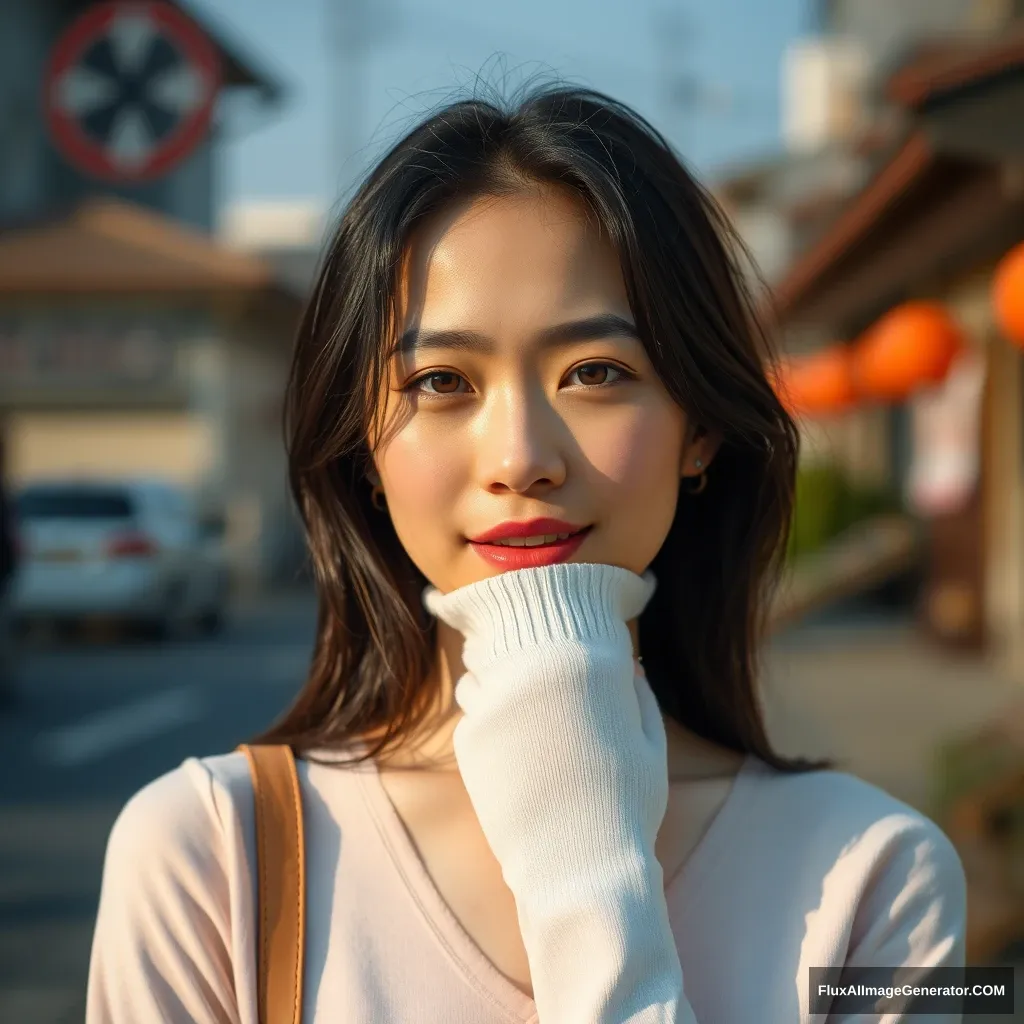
[[44, 2, 221, 183]]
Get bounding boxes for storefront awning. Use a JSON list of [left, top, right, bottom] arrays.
[[0, 199, 286, 295], [773, 32, 1024, 328]]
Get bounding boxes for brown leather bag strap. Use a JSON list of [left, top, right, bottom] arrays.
[[238, 743, 306, 1024]]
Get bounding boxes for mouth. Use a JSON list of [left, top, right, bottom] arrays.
[[467, 524, 594, 569], [483, 527, 589, 548]]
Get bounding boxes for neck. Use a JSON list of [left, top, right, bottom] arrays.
[[371, 617, 727, 776]]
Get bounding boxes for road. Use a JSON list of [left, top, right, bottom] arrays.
[[0, 589, 319, 1024]]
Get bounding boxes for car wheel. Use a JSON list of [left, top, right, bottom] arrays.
[[196, 606, 225, 636], [135, 616, 172, 642], [140, 579, 188, 643]]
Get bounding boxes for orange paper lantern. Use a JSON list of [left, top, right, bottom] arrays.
[[775, 344, 858, 418], [852, 301, 963, 402], [993, 241, 1024, 348]]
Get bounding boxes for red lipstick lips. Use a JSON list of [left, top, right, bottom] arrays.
[[467, 518, 592, 570]]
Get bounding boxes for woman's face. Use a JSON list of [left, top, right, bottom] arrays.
[[371, 183, 714, 595]]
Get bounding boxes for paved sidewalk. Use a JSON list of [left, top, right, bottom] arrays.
[[763, 608, 1024, 1016], [763, 609, 1022, 814]]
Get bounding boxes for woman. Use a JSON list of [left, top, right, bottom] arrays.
[[87, 84, 966, 1023]]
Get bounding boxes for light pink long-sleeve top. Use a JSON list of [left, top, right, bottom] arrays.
[[86, 744, 966, 1023]]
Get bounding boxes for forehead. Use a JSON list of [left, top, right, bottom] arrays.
[[396, 185, 629, 329]]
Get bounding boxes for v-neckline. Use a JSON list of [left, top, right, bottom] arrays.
[[354, 753, 539, 1022], [352, 745, 756, 1022]]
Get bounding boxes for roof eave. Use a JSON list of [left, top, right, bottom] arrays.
[[772, 133, 934, 320], [171, 0, 287, 105]]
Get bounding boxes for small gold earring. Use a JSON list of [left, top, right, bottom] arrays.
[[371, 484, 386, 511]]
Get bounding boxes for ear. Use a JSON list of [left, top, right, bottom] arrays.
[[681, 424, 723, 478], [366, 467, 382, 487]]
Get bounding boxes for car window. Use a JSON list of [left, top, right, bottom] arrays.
[[16, 487, 135, 520], [153, 486, 189, 520], [166, 489, 189, 519]]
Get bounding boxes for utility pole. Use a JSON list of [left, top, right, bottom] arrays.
[[652, 6, 699, 153], [651, 6, 736, 157], [325, 0, 380, 200]]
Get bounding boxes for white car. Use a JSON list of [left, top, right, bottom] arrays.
[[10, 478, 229, 639]]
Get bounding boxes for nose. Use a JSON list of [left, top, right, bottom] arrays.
[[474, 384, 569, 495]]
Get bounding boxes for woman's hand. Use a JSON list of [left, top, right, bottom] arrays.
[[426, 562, 667, 872], [452, 647, 670, 896], [424, 562, 687, 1022]]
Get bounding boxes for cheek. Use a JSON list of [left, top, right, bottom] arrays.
[[581, 403, 685, 496], [376, 423, 463, 537], [584, 405, 685, 572], [386, 433, 460, 492]]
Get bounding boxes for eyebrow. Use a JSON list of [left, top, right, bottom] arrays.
[[390, 313, 641, 358]]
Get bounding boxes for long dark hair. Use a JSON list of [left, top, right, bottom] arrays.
[[257, 82, 822, 773]]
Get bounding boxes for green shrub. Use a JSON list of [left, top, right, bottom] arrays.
[[787, 462, 901, 563], [787, 463, 845, 562]]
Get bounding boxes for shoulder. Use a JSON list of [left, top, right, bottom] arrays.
[[741, 758, 966, 955], [104, 745, 373, 873], [89, 753, 260, 1018], [102, 751, 255, 889], [749, 756, 951, 834], [742, 757, 964, 876]]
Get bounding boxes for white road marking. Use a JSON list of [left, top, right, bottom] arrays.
[[36, 687, 204, 767]]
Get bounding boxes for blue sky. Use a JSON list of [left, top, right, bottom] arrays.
[[191, 0, 810, 205]]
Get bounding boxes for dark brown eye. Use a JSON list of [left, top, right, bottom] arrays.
[[410, 372, 464, 394], [575, 364, 610, 386], [571, 363, 628, 387]]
